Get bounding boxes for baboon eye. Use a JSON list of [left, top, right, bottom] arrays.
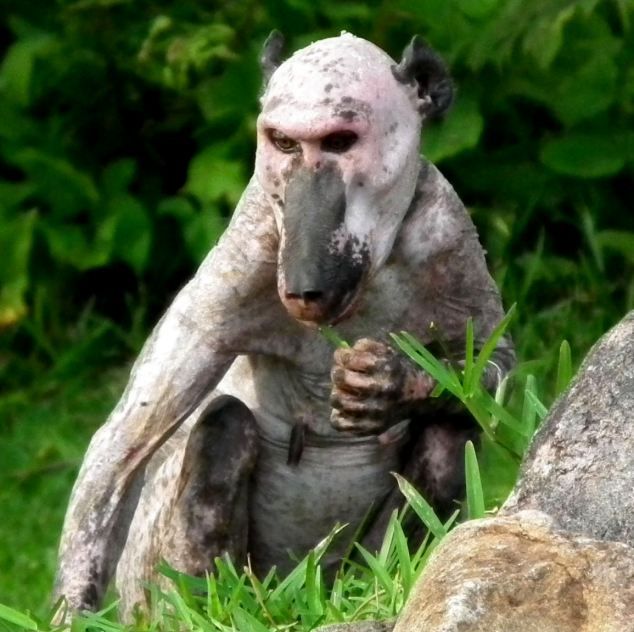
[[321, 131, 358, 153], [270, 130, 300, 153]]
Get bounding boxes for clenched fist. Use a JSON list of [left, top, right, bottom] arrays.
[[330, 338, 435, 435]]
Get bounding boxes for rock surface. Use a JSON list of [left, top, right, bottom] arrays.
[[316, 621, 394, 632], [502, 310, 634, 545], [393, 511, 634, 632]]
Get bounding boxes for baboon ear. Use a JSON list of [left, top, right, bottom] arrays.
[[260, 30, 286, 87], [392, 36, 453, 118]]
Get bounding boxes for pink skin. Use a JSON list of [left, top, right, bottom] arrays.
[[254, 35, 424, 326]]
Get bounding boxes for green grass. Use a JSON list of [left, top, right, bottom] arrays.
[[0, 365, 128, 615], [0, 308, 569, 631]]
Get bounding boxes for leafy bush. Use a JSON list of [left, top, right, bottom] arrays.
[[1, 0, 632, 379]]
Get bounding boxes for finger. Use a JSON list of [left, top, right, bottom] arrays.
[[331, 365, 373, 391], [345, 351, 381, 372], [353, 337, 389, 354], [332, 368, 399, 397], [330, 391, 390, 418], [330, 409, 384, 435]]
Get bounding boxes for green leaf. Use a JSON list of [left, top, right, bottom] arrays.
[[482, 396, 529, 437], [596, 230, 634, 264], [320, 325, 350, 349], [458, 0, 498, 20], [186, 151, 246, 206], [157, 196, 196, 221], [0, 34, 57, 107], [43, 224, 110, 271], [12, 148, 100, 218], [524, 389, 548, 421], [464, 440, 485, 519], [0, 603, 38, 630], [469, 304, 516, 393], [391, 332, 463, 397], [423, 92, 484, 163], [522, 6, 575, 70], [101, 158, 136, 195], [540, 134, 626, 178], [355, 543, 395, 598], [0, 209, 36, 327], [551, 57, 618, 126], [394, 473, 446, 540], [555, 340, 572, 396], [478, 433, 520, 508], [108, 195, 152, 273], [521, 374, 538, 441], [183, 207, 227, 263]]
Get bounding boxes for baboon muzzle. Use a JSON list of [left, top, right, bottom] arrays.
[[279, 164, 366, 323]]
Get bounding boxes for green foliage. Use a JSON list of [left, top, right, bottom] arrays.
[[0, 0, 632, 373]]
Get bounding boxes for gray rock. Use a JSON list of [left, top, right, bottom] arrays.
[[502, 310, 634, 545], [315, 621, 394, 632], [393, 511, 634, 632]]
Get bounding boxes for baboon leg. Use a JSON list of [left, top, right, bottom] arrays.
[[115, 395, 258, 620], [361, 414, 478, 553]]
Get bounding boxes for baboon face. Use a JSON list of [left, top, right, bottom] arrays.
[[255, 34, 425, 325]]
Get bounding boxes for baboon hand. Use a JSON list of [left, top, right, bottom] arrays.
[[330, 337, 434, 435]]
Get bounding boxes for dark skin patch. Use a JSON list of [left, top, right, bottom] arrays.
[[280, 163, 369, 322], [333, 97, 372, 122], [338, 110, 357, 122]]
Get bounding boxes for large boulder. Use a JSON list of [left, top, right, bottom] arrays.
[[393, 511, 634, 632], [502, 310, 634, 544]]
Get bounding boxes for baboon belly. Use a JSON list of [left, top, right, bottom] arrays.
[[248, 429, 406, 575]]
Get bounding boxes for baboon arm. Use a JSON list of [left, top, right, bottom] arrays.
[[54, 178, 277, 615]]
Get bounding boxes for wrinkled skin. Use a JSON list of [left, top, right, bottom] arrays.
[[331, 338, 436, 435], [53, 33, 514, 622]]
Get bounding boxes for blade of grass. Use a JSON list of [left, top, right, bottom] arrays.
[[464, 441, 485, 519], [555, 340, 572, 396], [463, 317, 475, 390], [353, 544, 394, 600], [469, 304, 516, 393], [393, 473, 446, 539], [0, 604, 38, 631], [320, 325, 350, 349]]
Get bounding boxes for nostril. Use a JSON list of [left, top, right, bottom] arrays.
[[302, 290, 322, 302], [285, 291, 323, 302]]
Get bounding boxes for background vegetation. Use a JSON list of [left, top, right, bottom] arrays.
[[0, 0, 632, 623]]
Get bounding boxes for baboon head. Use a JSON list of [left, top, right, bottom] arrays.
[[255, 32, 452, 325]]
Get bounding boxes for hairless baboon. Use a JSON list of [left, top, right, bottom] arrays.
[[53, 32, 514, 620]]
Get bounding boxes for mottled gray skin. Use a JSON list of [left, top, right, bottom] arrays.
[[53, 34, 513, 621], [502, 310, 634, 545]]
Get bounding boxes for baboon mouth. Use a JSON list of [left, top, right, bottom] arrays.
[[281, 283, 363, 326]]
